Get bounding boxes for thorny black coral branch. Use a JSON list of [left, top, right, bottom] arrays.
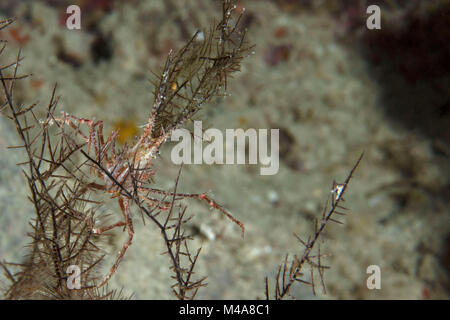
[[265, 153, 364, 300]]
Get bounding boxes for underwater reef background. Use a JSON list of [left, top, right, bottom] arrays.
[[0, 0, 448, 299]]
